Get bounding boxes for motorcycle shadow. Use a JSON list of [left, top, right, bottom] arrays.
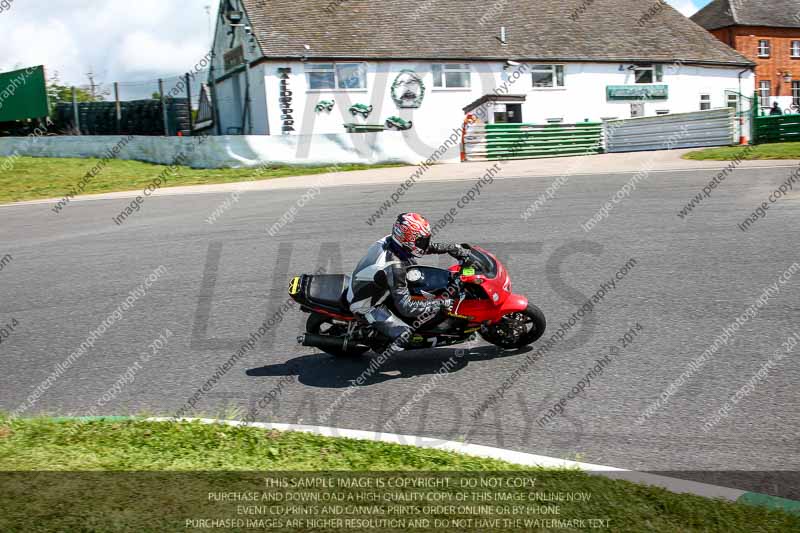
[[246, 345, 531, 389]]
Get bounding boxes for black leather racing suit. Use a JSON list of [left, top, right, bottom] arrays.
[[346, 236, 468, 346]]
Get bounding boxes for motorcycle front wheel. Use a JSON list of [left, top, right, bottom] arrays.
[[306, 313, 369, 357], [480, 304, 546, 350]]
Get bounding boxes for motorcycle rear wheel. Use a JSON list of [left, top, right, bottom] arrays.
[[306, 314, 369, 357], [480, 304, 546, 350]]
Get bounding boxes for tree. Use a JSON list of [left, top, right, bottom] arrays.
[[47, 71, 96, 108], [84, 70, 111, 101]]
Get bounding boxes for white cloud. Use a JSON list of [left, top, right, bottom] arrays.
[[117, 32, 210, 75], [0, 19, 82, 81], [0, 0, 213, 86]]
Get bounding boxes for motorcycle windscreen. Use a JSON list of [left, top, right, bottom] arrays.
[[467, 249, 498, 278], [407, 267, 451, 296]]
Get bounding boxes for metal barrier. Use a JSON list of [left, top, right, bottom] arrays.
[[462, 122, 603, 162], [753, 113, 800, 144], [605, 108, 735, 153]]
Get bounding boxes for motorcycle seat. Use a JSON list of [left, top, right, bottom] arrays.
[[307, 274, 350, 310]]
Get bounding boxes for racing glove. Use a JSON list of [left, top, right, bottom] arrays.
[[428, 242, 471, 261], [450, 245, 471, 261], [436, 298, 455, 318]]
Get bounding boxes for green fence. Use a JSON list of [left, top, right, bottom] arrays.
[[753, 114, 800, 144], [463, 122, 603, 161], [0, 66, 49, 122]]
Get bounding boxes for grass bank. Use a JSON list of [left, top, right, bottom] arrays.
[[683, 142, 800, 161], [0, 417, 797, 532], [0, 157, 402, 204]]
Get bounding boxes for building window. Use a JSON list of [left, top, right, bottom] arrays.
[[432, 64, 471, 89], [633, 64, 663, 84], [531, 65, 565, 88], [700, 94, 711, 110], [758, 40, 771, 58], [727, 93, 739, 110], [306, 63, 367, 90], [792, 41, 800, 58], [759, 80, 771, 107], [793, 81, 800, 107]]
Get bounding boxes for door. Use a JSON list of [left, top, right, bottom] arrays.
[[493, 103, 523, 124], [505, 104, 523, 123]]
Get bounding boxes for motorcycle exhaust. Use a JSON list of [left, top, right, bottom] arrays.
[[298, 333, 363, 353]]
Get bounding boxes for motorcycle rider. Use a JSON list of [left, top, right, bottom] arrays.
[[347, 213, 471, 354]]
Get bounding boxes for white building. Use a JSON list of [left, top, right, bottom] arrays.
[[208, 0, 754, 144]]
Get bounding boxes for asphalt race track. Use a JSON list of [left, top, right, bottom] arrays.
[[1, 164, 799, 497]]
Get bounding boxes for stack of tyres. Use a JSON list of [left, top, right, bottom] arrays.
[[147, 101, 160, 135], [51, 98, 195, 136], [166, 98, 192, 136], [52, 104, 74, 133]]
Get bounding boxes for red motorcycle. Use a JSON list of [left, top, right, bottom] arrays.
[[289, 245, 546, 357]]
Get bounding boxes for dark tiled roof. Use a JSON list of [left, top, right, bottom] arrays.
[[463, 94, 527, 114], [691, 0, 800, 30], [240, 0, 753, 67]]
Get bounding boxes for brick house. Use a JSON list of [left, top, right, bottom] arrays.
[[692, 0, 800, 111]]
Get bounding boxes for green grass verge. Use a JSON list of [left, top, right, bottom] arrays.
[[683, 142, 800, 161], [0, 417, 798, 532], [0, 157, 403, 204]]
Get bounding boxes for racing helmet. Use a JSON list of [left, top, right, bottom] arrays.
[[392, 213, 432, 258]]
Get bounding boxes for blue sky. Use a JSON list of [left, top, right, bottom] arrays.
[[0, 0, 713, 89], [672, 0, 712, 17]]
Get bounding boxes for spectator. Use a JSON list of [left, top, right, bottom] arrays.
[[770, 102, 783, 116]]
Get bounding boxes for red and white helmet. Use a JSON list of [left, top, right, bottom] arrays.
[[392, 213, 432, 258]]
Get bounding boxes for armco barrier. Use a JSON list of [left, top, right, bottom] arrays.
[[463, 122, 603, 162], [753, 113, 800, 144], [605, 108, 735, 153]]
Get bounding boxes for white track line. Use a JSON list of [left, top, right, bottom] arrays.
[[147, 417, 745, 502]]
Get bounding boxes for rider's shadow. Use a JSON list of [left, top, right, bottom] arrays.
[[246, 345, 529, 389]]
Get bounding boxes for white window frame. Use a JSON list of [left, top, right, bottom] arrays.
[[699, 94, 711, 111], [305, 62, 368, 91], [431, 63, 471, 90], [793, 81, 800, 107], [758, 40, 771, 58], [633, 64, 663, 84], [792, 41, 800, 58], [531, 64, 565, 89], [759, 80, 771, 108]]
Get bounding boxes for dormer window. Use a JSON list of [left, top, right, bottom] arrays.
[[223, 0, 243, 24], [634, 64, 663, 84]]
